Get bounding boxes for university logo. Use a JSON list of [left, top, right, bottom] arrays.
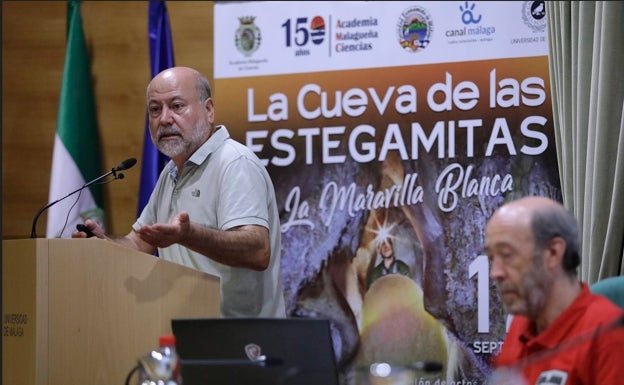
[[235, 16, 261, 57], [397, 5, 433, 52], [521, 1, 546, 33]]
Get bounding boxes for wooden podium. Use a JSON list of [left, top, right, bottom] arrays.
[[2, 238, 220, 385]]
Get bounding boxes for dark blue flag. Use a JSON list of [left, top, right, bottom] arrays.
[[137, 0, 175, 216]]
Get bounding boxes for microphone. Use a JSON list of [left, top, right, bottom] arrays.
[[30, 157, 137, 238], [110, 158, 136, 181], [115, 157, 137, 172]]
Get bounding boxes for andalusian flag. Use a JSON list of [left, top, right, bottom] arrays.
[[46, 0, 104, 238]]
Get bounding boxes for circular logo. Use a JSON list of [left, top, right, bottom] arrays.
[[521, 1, 546, 32], [397, 6, 433, 52], [235, 16, 261, 57], [310, 16, 326, 45]]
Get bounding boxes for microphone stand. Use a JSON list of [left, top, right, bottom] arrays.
[[30, 168, 124, 239]]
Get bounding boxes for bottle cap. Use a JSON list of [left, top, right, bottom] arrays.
[[159, 334, 176, 347]]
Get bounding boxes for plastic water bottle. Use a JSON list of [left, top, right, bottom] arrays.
[[138, 334, 182, 385], [158, 334, 182, 385]]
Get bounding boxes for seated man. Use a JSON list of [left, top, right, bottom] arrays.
[[485, 196, 624, 384]]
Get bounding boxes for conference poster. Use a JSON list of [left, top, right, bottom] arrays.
[[213, 1, 558, 383]]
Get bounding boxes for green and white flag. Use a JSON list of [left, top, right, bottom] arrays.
[[46, 0, 104, 238]]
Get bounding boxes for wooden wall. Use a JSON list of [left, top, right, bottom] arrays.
[[2, 1, 214, 239]]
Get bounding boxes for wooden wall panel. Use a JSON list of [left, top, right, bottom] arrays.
[[2, 1, 214, 239]]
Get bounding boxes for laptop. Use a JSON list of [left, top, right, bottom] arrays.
[[171, 317, 340, 385]]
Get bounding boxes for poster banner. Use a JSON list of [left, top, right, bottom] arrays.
[[214, 1, 558, 383]]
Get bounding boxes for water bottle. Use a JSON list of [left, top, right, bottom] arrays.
[[158, 334, 182, 385], [137, 334, 182, 385]]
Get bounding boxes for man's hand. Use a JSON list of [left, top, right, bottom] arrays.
[[72, 219, 105, 239], [135, 212, 191, 248]]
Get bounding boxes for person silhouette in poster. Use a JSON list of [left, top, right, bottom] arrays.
[[367, 236, 411, 289]]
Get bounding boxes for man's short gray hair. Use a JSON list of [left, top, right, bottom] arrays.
[[531, 204, 580, 275]]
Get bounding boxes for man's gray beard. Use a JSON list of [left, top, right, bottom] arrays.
[[522, 272, 549, 319], [155, 123, 206, 158], [522, 255, 552, 319], [158, 138, 189, 158]]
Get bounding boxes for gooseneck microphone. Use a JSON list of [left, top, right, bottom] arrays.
[[115, 157, 138, 172], [30, 157, 137, 238]]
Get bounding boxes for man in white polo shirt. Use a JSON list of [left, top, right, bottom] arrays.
[[75, 66, 285, 318]]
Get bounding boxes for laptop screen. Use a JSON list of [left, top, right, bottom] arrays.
[[171, 317, 339, 385]]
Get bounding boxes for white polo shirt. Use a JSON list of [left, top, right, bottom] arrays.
[[134, 125, 286, 318]]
